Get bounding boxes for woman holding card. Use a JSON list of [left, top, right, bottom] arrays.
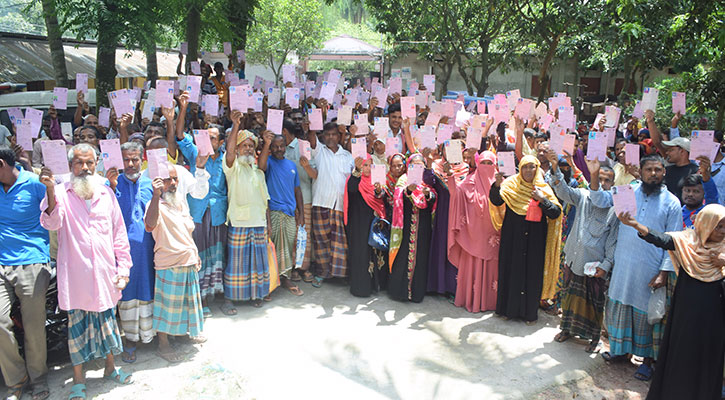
[[387, 153, 437, 303], [490, 155, 562, 323], [344, 155, 387, 297], [617, 205, 725, 400], [447, 151, 504, 312]]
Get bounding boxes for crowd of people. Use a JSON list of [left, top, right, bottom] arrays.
[[0, 58, 724, 400]]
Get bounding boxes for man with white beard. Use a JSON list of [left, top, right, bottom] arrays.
[[39, 143, 134, 400], [144, 166, 206, 363], [223, 110, 271, 308]]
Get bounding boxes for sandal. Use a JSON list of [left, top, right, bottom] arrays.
[[311, 276, 323, 288], [525, 320, 537, 326], [288, 285, 304, 296], [263, 295, 272, 302], [6, 376, 28, 400], [601, 351, 628, 363], [220, 302, 237, 316], [633, 363, 653, 381], [31, 382, 50, 400], [585, 340, 600, 353], [290, 270, 302, 282], [187, 335, 207, 344], [252, 299, 263, 308], [121, 346, 137, 363], [156, 348, 184, 363], [67, 383, 86, 400], [554, 331, 571, 343], [302, 272, 314, 283], [104, 367, 133, 385]]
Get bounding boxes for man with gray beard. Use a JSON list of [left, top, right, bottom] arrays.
[[106, 141, 155, 363], [39, 143, 134, 400]]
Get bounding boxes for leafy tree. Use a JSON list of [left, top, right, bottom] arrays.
[[40, 0, 68, 87], [246, 0, 328, 83]]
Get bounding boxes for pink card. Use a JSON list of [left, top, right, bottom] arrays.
[[420, 125, 436, 150], [40, 140, 70, 175], [612, 185, 637, 216], [193, 130, 214, 156], [415, 91, 428, 107], [388, 77, 402, 96], [305, 81, 315, 98], [223, 42, 232, 56], [493, 93, 507, 105], [267, 87, 281, 108], [506, 89, 521, 111], [236, 50, 245, 62], [689, 130, 717, 161], [285, 88, 300, 108], [16, 120, 33, 150], [373, 87, 388, 107], [282, 64, 296, 84], [267, 109, 284, 135], [423, 75, 436, 90], [180, 42, 188, 55], [253, 92, 264, 112], [424, 112, 441, 128], [351, 137, 367, 159], [146, 148, 170, 179], [408, 164, 424, 186], [465, 127, 482, 150], [593, 113, 605, 129], [201, 94, 219, 116], [253, 76, 264, 91], [308, 109, 323, 131], [229, 86, 245, 111], [534, 102, 548, 119], [641, 87, 659, 112], [7, 107, 22, 124], [328, 69, 342, 84], [354, 113, 369, 134], [190, 61, 201, 75], [437, 124, 453, 144], [76, 73, 88, 94], [514, 98, 533, 120], [337, 105, 353, 126], [497, 151, 516, 176], [98, 107, 111, 128], [455, 109, 472, 128], [672, 92, 686, 115], [373, 117, 388, 138], [557, 106, 575, 131], [186, 75, 202, 103], [492, 103, 510, 126], [298, 140, 311, 160], [24, 108, 43, 137], [477, 100, 486, 115], [444, 139, 463, 164], [586, 131, 607, 161], [99, 139, 124, 170], [401, 96, 416, 119], [550, 129, 575, 156], [326, 109, 338, 124], [604, 127, 616, 147], [632, 101, 644, 119], [155, 80, 175, 109], [539, 114, 554, 131], [625, 143, 640, 166], [604, 106, 621, 128], [371, 164, 386, 186], [384, 136, 398, 158], [320, 81, 336, 103]]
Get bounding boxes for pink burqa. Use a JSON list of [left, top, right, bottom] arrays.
[[447, 151, 501, 312]]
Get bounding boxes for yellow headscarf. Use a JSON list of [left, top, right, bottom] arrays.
[[498, 155, 563, 301], [667, 204, 725, 282]]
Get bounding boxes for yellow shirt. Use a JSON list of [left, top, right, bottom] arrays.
[[614, 163, 637, 186], [223, 159, 269, 228]]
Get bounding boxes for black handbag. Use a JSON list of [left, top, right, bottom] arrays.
[[368, 217, 390, 251]]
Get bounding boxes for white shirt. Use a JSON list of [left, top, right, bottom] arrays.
[[311, 143, 354, 211], [141, 164, 210, 208]]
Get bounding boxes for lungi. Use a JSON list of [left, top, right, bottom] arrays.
[[67, 308, 123, 366], [118, 299, 154, 343], [270, 210, 296, 277], [152, 266, 204, 337], [193, 208, 227, 298], [225, 226, 270, 300], [300, 203, 314, 271], [560, 268, 607, 341], [312, 206, 347, 278], [605, 297, 654, 358]]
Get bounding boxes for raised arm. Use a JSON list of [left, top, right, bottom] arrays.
[[257, 131, 274, 172], [514, 116, 525, 162], [226, 110, 243, 168], [144, 178, 163, 231], [176, 91, 190, 141], [644, 110, 667, 155]]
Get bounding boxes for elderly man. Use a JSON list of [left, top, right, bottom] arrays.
[[223, 111, 271, 309], [145, 166, 206, 363], [0, 146, 51, 400], [546, 152, 618, 353], [259, 131, 304, 296], [106, 141, 155, 363], [175, 93, 229, 317], [590, 154, 682, 381], [39, 143, 134, 400]]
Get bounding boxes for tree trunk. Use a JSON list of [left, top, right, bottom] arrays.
[[145, 40, 158, 87], [715, 99, 724, 131], [436, 60, 454, 96], [186, 2, 202, 66], [41, 0, 68, 87], [537, 35, 560, 103], [620, 56, 632, 102], [95, 11, 118, 107], [227, 0, 252, 70]]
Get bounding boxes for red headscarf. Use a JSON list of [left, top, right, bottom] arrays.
[[344, 155, 386, 224]]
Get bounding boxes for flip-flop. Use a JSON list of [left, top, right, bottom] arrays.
[[290, 271, 302, 282], [288, 286, 304, 296], [252, 299, 263, 308], [601, 351, 628, 363], [554, 331, 571, 343], [585, 341, 600, 353], [104, 367, 133, 385], [67, 383, 86, 400], [220, 302, 237, 316], [121, 347, 137, 363], [31, 382, 50, 400], [311, 276, 323, 288], [302, 272, 314, 283], [263, 295, 272, 302], [633, 363, 653, 381], [6, 376, 28, 400], [156, 349, 184, 363]]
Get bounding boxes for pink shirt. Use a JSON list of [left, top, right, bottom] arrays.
[[40, 181, 132, 312]]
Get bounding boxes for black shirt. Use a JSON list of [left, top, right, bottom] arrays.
[[665, 163, 699, 204]]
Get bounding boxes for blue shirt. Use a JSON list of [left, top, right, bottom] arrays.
[[116, 174, 155, 301], [265, 156, 300, 216], [590, 183, 682, 311], [177, 133, 228, 226], [0, 168, 50, 265], [682, 178, 719, 228]]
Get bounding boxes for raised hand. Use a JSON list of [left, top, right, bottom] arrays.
[[39, 167, 55, 189]]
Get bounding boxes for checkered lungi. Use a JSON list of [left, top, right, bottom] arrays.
[[312, 206, 348, 278], [67, 308, 123, 366], [225, 226, 270, 300], [193, 208, 227, 298], [300, 203, 314, 271], [152, 266, 204, 337], [605, 297, 654, 358], [559, 269, 607, 341], [118, 299, 154, 343], [270, 210, 297, 277]]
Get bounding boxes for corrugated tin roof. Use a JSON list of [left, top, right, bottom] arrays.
[[313, 35, 381, 56], [0, 33, 181, 83]]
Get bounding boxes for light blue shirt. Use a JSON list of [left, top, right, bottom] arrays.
[[710, 154, 725, 205], [177, 133, 228, 226], [590, 183, 683, 311]]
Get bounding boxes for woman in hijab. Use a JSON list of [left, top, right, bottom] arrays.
[[489, 155, 563, 323], [388, 153, 437, 303], [618, 205, 725, 400], [447, 151, 504, 312], [344, 155, 387, 297]]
